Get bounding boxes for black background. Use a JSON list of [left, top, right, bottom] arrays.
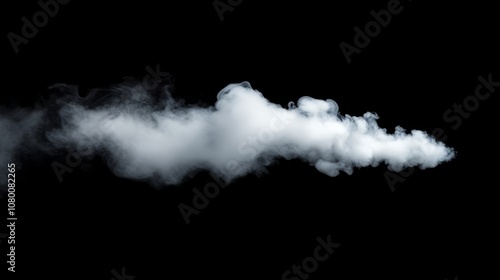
[[0, 0, 497, 279]]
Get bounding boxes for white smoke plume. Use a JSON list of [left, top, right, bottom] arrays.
[[0, 81, 455, 186]]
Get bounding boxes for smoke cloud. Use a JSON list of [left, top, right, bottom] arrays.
[[0, 81, 455, 186]]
